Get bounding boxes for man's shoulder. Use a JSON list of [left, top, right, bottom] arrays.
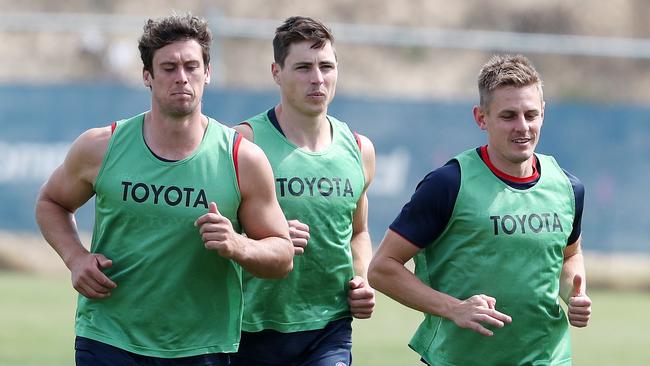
[[113, 112, 145, 128], [560, 168, 585, 199], [536, 153, 585, 190], [325, 114, 373, 151], [206, 117, 236, 134], [63, 125, 113, 184], [418, 160, 461, 190], [326, 113, 346, 124], [558, 166, 582, 185], [326, 114, 355, 135], [242, 110, 272, 125], [230, 110, 272, 142], [235, 136, 266, 164], [76, 125, 113, 154], [80, 113, 145, 162]]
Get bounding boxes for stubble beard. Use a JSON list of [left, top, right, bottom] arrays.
[[161, 97, 200, 119]]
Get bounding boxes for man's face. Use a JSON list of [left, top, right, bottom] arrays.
[[474, 84, 544, 173], [272, 40, 337, 117], [143, 39, 210, 117]]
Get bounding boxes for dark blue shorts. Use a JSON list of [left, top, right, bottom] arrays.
[[74, 336, 230, 366], [231, 317, 353, 366]]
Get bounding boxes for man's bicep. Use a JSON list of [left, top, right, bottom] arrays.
[[358, 133, 376, 190], [237, 141, 288, 239], [39, 129, 108, 211], [389, 182, 447, 248], [389, 163, 460, 248], [39, 163, 94, 212], [375, 229, 421, 265], [351, 192, 369, 236]]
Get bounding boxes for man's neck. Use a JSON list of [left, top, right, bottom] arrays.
[[275, 104, 331, 152], [143, 108, 207, 160], [484, 145, 535, 178]]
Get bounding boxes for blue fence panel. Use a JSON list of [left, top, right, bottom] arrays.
[[1, 85, 647, 252]]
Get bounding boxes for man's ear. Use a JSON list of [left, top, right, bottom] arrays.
[[204, 64, 211, 85], [143, 69, 152, 88], [473, 105, 488, 130], [271, 63, 281, 85]]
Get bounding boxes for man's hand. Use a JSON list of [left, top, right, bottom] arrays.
[[567, 274, 592, 327], [449, 294, 512, 336], [288, 219, 309, 255], [195, 202, 243, 259], [69, 252, 116, 299], [348, 276, 375, 319]]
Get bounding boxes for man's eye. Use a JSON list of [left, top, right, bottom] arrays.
[[525, 113, 539, 120]]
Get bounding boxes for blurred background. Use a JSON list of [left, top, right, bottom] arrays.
[[1, 1, 649, 365]]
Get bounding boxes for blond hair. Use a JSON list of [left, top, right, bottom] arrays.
[[478, 54, 543, 112]]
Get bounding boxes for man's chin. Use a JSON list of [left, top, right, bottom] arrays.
[[166, 103, 198, 118], [511, 153, 534, 165], [303, 104, 328, 116]]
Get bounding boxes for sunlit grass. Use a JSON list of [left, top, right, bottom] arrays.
[[1, 271, 648, 366]]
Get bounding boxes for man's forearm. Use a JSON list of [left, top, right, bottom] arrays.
[[235, 235, 294, 279], [560, 250, 586, 303], [35, 196, 88, 269], [351, 231, 373, 279], [369, 256, 460, 318]]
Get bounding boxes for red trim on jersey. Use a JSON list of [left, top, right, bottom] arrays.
[[111, 122, 117, 135], [480, 145, 539, 183], [353, 132, 362, 150], [233, 133, 244, 189]]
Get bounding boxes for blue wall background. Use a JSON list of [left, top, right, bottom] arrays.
[[1, 85, 647, 252]]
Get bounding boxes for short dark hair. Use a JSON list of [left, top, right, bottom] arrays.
[[138, 13, 212, 76], [273, 16, 334, 67], [478, 54, 543, 112]]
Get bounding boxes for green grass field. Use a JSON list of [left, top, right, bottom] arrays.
[[1, 271, 648, 366]]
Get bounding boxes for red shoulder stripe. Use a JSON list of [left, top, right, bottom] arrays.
[[233, 133, 244, 189], [111, 122, 117, 134]]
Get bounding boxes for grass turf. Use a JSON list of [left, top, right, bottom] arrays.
[[1, 271, 648, 365]]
